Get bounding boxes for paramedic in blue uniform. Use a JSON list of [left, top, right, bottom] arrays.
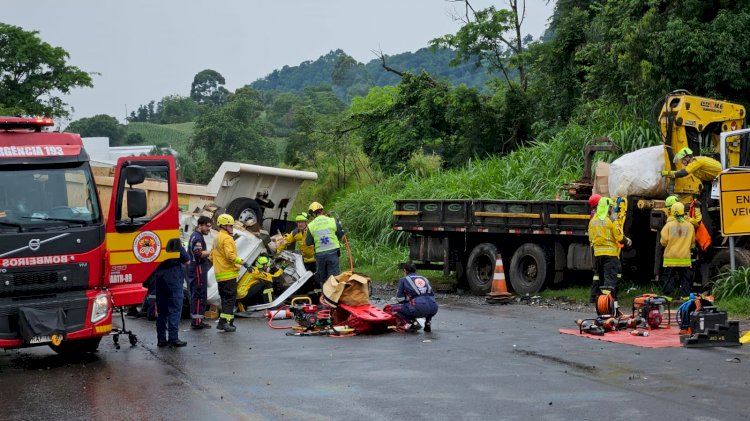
[[390, 262, 439, 332], [188, 216, 212, 329], [155, 243, 191, 348]]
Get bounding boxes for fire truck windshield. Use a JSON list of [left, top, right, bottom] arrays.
[[0, 163, 101, 230]]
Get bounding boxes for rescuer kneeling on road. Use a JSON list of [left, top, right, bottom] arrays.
[[210, 214, 249, 333], [155, 243, 191, 348], [588, 198, 630, 302], [386, 262, 439, 333]]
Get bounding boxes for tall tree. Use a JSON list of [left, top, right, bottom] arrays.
[[190, 87, 276, 182], [431, 0, 530, 91], [190, 69, 229, 106], [65, 114, 127, 146], [0, 23, 93, 118]]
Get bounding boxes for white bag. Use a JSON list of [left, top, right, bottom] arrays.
[[608, 145, 668, 198]]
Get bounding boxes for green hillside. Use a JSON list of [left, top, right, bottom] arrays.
[[126, 122, 193, 153]]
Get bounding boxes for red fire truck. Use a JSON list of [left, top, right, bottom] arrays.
[[0, 117, 180, 353]]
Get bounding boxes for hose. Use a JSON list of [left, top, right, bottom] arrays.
[[343, 234, 354, 272], [266, 306, 295, 330]]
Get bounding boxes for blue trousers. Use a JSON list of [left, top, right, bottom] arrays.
[[155, 264, 184, 342], [394, 296, 438, 323], [187, 261, 209, 326], [316, 251, 341, 284]]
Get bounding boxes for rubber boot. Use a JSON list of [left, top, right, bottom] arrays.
[[217, 319, 227, 331], [424, 320, 432, 333], [223, 319, 236, 333]]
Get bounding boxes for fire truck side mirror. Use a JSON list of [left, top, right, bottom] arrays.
[[127, 189, 147, 218], [124, 165, 146, 186]]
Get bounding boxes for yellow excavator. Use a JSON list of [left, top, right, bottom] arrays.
[[658, 90, 747, 200]]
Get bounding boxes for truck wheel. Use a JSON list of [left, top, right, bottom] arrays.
[[50, 337, 102, 354], [226, 198, 262, 225], [509, 243, 549, 295], [466, 243, 497, 295], [709, 248, 750, 285]]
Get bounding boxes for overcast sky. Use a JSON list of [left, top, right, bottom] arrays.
[[3, 0, 555, 123]]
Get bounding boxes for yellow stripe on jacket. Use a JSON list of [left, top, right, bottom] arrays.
[[276, 228, 315, 263], [660, 219, 695, 267], [210, 230, 242, 281]]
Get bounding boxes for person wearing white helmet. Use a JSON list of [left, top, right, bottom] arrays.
[[210, 214, 249, 333], [305, 202, 344, 285]]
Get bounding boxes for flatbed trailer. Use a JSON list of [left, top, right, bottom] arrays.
[[392, 196, 734, 295]]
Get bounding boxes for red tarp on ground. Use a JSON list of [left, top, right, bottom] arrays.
[[559, 327, 682, 348]]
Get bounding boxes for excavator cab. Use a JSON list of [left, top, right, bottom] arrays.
[[658, 91, 747, 199]]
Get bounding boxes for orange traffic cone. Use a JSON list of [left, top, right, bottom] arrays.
[[486, 254, 513, 304]]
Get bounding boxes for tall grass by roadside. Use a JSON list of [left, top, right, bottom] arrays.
[[713, 268, 750, 300], [330, 103, 661, 248]]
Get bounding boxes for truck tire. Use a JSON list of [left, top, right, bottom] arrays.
[[709, 248, 750, 286], [509, 243, 549, 295], [50, 337, 102, 354], [226, 198, 262, 225], [466, 243, 497, 295]]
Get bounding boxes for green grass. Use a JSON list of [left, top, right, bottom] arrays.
[[126, 122, 194, 154], [541, 284, 750, 319]]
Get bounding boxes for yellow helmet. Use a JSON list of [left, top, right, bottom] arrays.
[[664, 195, 678, 208], [295, 212, 308, 222], [673, 147, 693, 163], [308, 202, 324, 213], [216, 214, 235, 226], [255, 255, 269, 268], [672, 202, 685, 217]]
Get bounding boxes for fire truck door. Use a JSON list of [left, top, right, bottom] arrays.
[[104, 156, 181, 307]]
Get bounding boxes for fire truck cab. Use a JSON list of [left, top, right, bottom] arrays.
[[0, 117, 180, 353]]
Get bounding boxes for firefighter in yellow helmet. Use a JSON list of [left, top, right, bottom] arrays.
[[588, 198, 630, 302], [662, 147, 722, 183], [276, 212, 319, 295], [305, 202, 345, 285], [236, 255, 283, 309], [660, 202, 695, 299], [209, 214, 248, 332]]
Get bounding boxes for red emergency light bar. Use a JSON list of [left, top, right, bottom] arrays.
[[0, 116, 55, 131]]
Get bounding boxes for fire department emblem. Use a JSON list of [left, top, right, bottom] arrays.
[[133, 231, 161, 263]]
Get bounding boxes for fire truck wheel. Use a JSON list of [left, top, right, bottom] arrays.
[[49, 337, 101, 355], [226, 198, 262, 226], [509, 243, 549, 295], [466, 243, 497, 295]]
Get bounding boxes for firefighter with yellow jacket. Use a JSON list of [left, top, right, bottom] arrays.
[[588, 198, 630, 302], [236, 255, 283, 310], [276, 213, 318, 294], [210, 214, 249, 333], [660, 202, 695, 299]]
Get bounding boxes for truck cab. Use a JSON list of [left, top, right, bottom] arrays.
[[0, 117, 179, 353]]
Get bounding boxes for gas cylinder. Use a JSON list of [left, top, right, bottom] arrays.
[[265, 309, 293, 320]]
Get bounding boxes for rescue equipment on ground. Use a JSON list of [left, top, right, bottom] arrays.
[[677, 294, 741, 348]]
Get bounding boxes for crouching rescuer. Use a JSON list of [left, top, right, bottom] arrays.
[[588, 198, 631, 302], [386, 263, 439, 332], [210, 214, 250, 333]]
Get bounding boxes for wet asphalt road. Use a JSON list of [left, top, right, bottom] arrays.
[[1, 299, 749, 421]]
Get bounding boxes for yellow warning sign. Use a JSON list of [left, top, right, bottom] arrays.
[[719, 170, 750, 236]]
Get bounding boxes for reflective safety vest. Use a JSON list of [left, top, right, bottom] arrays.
[[308, 215, 341, 254]]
